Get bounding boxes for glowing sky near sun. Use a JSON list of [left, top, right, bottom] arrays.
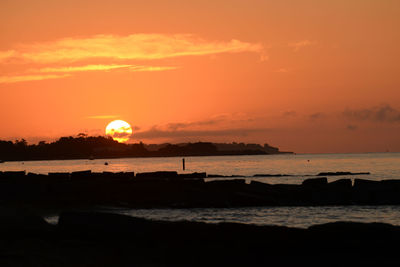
[[0, 0, 399, 153]]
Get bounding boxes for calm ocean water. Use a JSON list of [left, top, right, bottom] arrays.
[[2, 152, 400, 183], [3, 153, 400, 227]]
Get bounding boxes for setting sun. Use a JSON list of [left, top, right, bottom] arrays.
[[105, 120, 133, 143]]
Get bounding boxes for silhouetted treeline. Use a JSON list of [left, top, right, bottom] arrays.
[[0, 134, 290, 161]]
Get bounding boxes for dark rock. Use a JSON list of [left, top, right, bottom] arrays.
[[328, 178, 352, 188], [48, 172, 71, 180], [4, 171, 400, 208], [206, 179, 246, 187], [98, 171, 134, 181], [207, 174, 224, 177], [301, 178, 341, 205], [246, 181, 284, 205], [375, 180, 400, 204], [135, 171, 179, 180], [353, 179, 387, 204], [71, 170, 92, 180], [302, 177, 328, 187], [26, 172, 50, 183], [3, 171, 26, 178], [179, 172, 207, 179], [71, 170, 92, 175], [321, 179, 353, 205], [249, 180, 273, 191], [353, 178, 380, 189], [112, 172, 135, 180], [380, 179, 400, 188], [122, 171, 135, 178]]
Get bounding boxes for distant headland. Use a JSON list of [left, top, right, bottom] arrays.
[[0, 134, 292, 161]]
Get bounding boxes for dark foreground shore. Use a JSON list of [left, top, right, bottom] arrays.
[[1, 170, 400, 210], [1, 210, 400, 267], [2, 171, 400, 266]]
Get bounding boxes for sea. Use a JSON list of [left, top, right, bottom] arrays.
[[2, 152, 400, 228]]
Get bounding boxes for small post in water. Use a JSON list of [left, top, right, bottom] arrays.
[[182, 158, 185, 171]]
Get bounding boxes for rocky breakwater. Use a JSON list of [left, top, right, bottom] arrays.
[[1, 211, 400, 266], [0, 170, 399, 209]]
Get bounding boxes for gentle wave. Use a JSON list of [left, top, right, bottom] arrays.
[[44, 205, 400, 229]]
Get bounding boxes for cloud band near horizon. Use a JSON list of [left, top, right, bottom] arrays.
[[133, 127, 269, 140]]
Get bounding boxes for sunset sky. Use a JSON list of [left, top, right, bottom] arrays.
[[1, 0, 399, 153]]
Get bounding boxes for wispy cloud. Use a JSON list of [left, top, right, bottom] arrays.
[[0, 50, 16, 61], [36, 64, 132, 73], [129, 65, 179, 72], [0, 34, 262, 84], [0, 74, 71, 84], [34, 64, 178, 74], [288, 40, 316, 52], [343, 104, 400, 123], [0, 64, 177, 84], [1, 34, 263, 63]]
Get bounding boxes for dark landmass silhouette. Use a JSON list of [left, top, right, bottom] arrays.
[[0, 135, 292, 161], [1, 210, 400, 266]]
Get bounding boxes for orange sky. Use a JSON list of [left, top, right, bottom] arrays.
[[1, 0, 399, 153]]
